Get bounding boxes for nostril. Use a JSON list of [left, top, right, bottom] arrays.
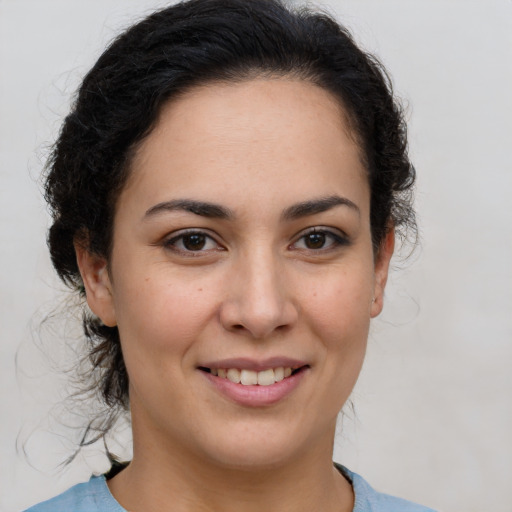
[[219, 297, 298, 338]]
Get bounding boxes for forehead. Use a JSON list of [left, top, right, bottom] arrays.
[[122, 78, 369, 217]]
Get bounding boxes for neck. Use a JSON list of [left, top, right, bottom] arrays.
[[108, 424, 353, 512]]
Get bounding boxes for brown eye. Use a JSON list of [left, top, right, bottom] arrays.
[[164, 230, 221, 253], [304, 232, 326, 249], [182, 233, 207, 251], [292, 228, 349, 252]]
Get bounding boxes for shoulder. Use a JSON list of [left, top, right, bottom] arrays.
[[336, 464, 438, 512], [23, 475, 126, 512]]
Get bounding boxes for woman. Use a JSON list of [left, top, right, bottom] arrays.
[[24, 0, 434, 510]]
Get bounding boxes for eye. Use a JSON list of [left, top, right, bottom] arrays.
[[164, 230, 222, 253], [291, 228, 348, 251]]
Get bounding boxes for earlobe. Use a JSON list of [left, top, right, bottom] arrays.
[[74, 241, 117, 327], [370, 227, 395, 318]]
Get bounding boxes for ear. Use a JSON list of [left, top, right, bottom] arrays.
[[370, 227, 395, 318], [74, 241, 117, 327]]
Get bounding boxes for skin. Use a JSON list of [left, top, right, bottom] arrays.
[[76, 78, 394, 512]]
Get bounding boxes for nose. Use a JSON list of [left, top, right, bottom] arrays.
[[219, 249, 298, 339]]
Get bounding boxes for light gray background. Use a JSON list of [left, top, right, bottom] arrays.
[[1, 1, 511, 511]]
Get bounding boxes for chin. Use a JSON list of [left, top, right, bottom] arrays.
[[195, 418, 319, 470]]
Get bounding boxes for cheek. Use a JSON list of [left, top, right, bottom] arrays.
[[112, 271, 218, 362], [295, 268, 373, 424], [304, 265, 374, 347]]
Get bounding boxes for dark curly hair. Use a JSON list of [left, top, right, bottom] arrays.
[[44, 0, 415, 453]]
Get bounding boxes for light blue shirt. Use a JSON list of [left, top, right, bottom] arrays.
[[23, 465, 437, 512]]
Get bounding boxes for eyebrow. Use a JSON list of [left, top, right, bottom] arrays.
[[143, 195, 359, 221], [144, 199, 234, 220], [281, 195, 360, 220]]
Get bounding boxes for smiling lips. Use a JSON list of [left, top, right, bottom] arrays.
[[202, 367, 296, 386], [198, 358, 309, 405]]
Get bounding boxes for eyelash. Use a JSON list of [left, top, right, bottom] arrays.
[[163, 229, 223, 255], [163, 227, 349, 256], [290, 227, 349, 252]]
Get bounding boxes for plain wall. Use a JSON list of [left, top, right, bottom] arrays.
[[1, 1, 511, 511]]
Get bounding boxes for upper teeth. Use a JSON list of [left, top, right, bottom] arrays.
[[211, 367, 293, 386]]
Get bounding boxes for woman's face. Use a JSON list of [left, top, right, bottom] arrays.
[[78, 78, 393, 469]]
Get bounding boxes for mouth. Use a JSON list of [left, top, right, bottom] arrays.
[[198, 366, 308, 386]]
